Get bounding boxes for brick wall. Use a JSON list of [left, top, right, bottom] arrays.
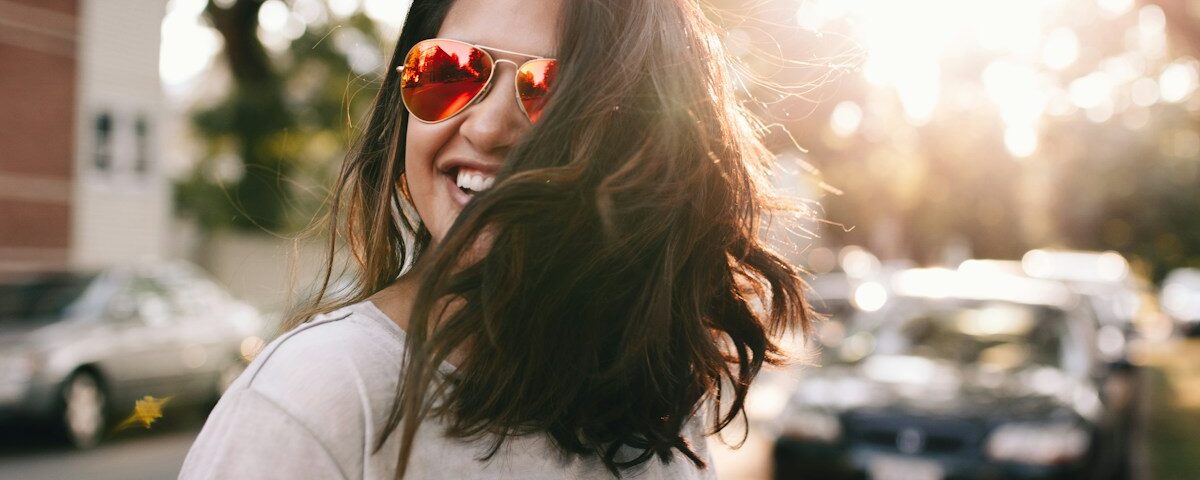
[[0, 0, 78, 272]]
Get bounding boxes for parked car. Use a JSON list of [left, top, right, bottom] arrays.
[[0, 262, 265, 448], [1020, 250, 1164, 363], [773, 268, 1129, 480], [961, 254, 1146, 471], [744, 271, 869, 422]]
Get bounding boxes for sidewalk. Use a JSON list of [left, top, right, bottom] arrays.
[[1140, 337, 1200, 480]]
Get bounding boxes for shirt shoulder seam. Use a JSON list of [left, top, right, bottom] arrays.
[[246, 311, 354, 386]]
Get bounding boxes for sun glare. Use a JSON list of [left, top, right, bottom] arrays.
[[160, 0, 221, 94], [795, 0, 1193, 159], [822, 0, 1054, 130], [160, 0, 410, 96]]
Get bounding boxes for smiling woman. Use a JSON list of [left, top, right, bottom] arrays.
[[179, 0, 813, 478]]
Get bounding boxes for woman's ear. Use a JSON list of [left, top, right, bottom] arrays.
[[398, 172, 414, 203], [392, 172, 424, 234]]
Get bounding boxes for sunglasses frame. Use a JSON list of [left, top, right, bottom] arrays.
[[396, 38, 557, 124]]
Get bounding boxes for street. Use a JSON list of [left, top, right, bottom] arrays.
[[1, 336, 1198, 479], [0, 410, 204, 480], [707, 335, 1200, 480]]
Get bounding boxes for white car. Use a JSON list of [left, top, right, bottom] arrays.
[[0, 262, 266, 448]]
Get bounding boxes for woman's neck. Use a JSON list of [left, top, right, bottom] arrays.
[[367, 254, 429, 332], [366, 253, 467, 367]]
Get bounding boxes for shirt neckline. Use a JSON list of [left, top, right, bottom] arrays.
[[355, 299, 458, 374]]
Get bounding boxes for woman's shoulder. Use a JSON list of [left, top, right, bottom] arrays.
[[260, 300, 405, 363], [234, 300, 404, 401], [183, 301, 406, 479], [221, 301, 406, 439]]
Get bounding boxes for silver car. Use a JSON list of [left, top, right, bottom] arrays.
[[0, 262, 265, 448]]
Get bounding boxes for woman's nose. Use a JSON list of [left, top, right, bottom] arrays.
[[457, 61, 528, 154]]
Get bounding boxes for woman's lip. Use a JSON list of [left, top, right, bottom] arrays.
[[439, 158, 500, 177], [445, 171, 473, 207]]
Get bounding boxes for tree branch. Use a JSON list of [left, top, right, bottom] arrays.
[[204, 0, 276, 84]]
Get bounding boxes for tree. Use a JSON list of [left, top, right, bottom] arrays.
[[176, 0, 384, 233]]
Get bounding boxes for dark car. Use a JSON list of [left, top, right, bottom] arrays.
[[773, 268, 1128, 480], [960, 254, 1144, 365], [0, 262, 265, 448]]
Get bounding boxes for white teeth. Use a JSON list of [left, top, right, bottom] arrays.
[[455, 168, 495, 193]]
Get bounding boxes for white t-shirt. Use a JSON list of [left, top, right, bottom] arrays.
[[178, 300, 718, 479]]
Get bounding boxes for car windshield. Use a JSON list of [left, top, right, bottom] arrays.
[[0, 272, 98, 323], [866, 299, 1071, 371]]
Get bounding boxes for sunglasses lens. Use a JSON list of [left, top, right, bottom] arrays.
[[516, 59, 558, 124], [400, 40, 493, 122]]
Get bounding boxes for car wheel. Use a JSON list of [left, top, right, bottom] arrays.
[[61, 371, 106, 449]]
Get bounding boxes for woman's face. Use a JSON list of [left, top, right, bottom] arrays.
[[404, 0, 562, 243]]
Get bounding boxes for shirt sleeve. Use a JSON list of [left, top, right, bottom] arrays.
[[178, 387, 350, 480]]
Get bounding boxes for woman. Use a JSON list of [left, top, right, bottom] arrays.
[[180, 0, 811, 478]]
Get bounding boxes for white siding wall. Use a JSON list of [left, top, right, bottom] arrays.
[[202, 231, 349, 314], [71, 0, 171, 268]]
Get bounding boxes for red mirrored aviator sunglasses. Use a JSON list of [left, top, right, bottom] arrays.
[[397, 38, 559, 124]]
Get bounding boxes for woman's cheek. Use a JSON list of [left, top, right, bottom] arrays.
[[404, 120, 456, 242]]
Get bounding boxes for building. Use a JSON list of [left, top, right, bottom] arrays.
[[0, 0, 170, 273]]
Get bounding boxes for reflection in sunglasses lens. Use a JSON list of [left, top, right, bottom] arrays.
[[401, 40, 492, 122], [517, 59, 558, 124]]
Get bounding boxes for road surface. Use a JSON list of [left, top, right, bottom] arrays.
[[0, 410, 203, 480]]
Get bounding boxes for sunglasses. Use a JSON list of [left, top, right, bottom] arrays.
[[397, 38, 559, 124]]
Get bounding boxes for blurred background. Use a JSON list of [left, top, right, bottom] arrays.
[[0, 0, 1198, 479]]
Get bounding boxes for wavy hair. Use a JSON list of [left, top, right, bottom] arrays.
[[283, 0, 814, 477]]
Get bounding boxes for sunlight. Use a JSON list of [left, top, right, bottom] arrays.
[[363, 0, 409, 32], [803, 0, 1052, 128], [1004, 126, 1038, 158], [788, 0, 1200, 160], [1097, 0, 1135, 16], [1069, 72, 1116, 110], [258, 0, 290, 32], [829, 101, 863, 137], [1159, 60, 1200, 103], [160, 0, 222, 93], [982, 60, 1050, 128], [1042, 28, 1079, 71], [328, 0, 361, 18]]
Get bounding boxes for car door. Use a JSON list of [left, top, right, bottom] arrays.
[[98, 274, 189, 403], [151, 266, 241, 400]]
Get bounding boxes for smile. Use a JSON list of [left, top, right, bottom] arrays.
[[443, 167, 497, 207], [455, 167, 496, 195]]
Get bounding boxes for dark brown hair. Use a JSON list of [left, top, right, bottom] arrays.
[[283, 0, 814, 477]]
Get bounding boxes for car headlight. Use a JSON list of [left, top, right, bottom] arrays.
[[985, 423, 1090, 465], [778, 408, 842, 443]]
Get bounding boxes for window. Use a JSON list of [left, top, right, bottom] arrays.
[[93, 112, 113, 172], [0, 273, 98, 324], [106, 275, 174, 327], [134, 114, 151, 175]]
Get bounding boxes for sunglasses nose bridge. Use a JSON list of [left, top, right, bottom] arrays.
[[472, 59, 519, 108]]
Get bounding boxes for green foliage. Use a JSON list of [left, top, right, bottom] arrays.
[[175, 4, 385, 233]]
